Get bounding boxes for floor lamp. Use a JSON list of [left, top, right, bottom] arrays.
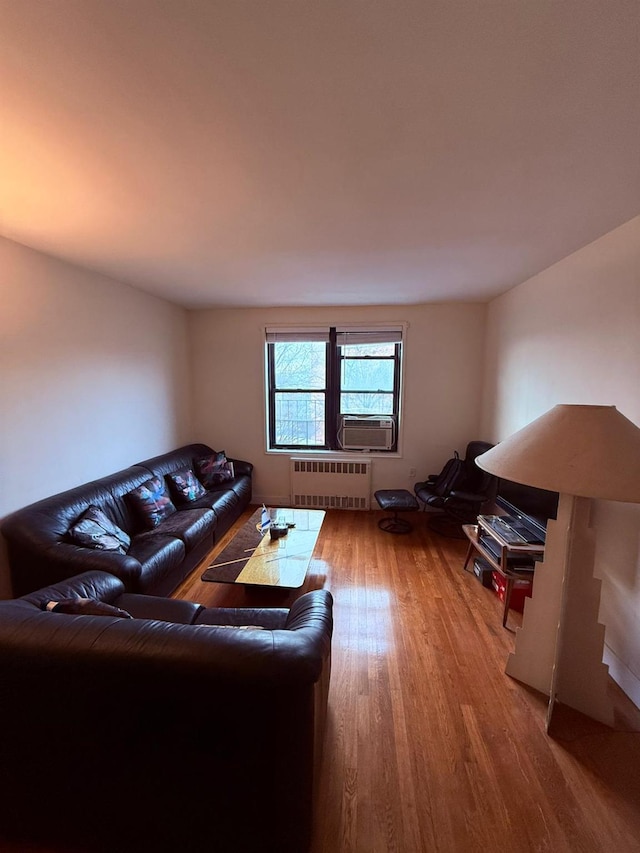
[[476, 404, 640, 730]]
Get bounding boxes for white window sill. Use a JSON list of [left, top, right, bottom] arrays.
[[265, 447, 402, 458]]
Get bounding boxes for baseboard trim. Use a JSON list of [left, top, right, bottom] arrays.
[[604, 644, 640, 710], [252, 494, 292, 508]]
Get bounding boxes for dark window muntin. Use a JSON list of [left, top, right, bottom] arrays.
[[267, 327, 402, 451]]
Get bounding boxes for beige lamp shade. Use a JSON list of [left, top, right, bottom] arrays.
[[476, 404, 640, 503]]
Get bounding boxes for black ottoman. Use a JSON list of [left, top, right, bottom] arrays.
[[374, 489, 420, 534]]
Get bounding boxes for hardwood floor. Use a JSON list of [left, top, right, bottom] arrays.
[[179, 506, 640, 853], [4, 507, 639, 853]]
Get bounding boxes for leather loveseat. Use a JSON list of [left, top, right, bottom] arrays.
[[0, 570, 333, 853], [2, 443, 252, 597]]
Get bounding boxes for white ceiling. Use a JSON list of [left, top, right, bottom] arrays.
[[1, 1, 638, 309]]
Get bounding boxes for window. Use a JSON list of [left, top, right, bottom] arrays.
[[266, 326, 403, 451]]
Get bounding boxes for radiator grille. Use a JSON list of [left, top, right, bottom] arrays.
[[290, 458, 371, 510]]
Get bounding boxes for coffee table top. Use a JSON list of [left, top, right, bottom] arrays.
[[201, 507, 325, 589]]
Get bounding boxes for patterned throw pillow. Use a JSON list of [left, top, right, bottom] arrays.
[[68, 505, 131, 554], [195, 452, 235, 489], [127, 476, 177, 529], [43, 598, 132, 618], [167, 467, 207, 504]]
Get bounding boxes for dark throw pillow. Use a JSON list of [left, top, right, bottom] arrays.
[[68, 505, 131, 554], [167, 467, 207, 504], [43, 598, 132, 619], [195, 452, 235, 489], [127, 475, 177, 529]]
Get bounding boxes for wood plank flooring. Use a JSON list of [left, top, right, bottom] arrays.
[[4, 507, 639, 853], [178, 506, 640, 853]]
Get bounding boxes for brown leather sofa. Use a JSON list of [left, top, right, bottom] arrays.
[[0, 570, 333, 853], [2, 443, 252, 597]]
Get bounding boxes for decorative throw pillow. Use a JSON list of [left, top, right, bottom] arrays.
[[167, 467, 207, 504], [43, 598, 132, 619], [126, 475, 177, 529], [195, 452, 235, 489], [68, 505, 131, 554]]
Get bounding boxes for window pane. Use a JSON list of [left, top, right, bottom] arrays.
[[341, 358, 394, 392], [340, 392, 394, 415], [342, 342, 395, 357], [274, 342, 326, 389], [275, 393, 325, 445]]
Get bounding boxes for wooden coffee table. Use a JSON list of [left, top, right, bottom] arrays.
[[201, 507, 325, 589]]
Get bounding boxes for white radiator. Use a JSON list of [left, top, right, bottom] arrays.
[[290, 458, 372, 510]]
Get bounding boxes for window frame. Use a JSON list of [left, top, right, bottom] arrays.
[[337, 341, 401, 420], [266, 325, 404, 452], [267, 340, 331, 449]]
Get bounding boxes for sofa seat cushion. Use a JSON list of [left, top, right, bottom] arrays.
[[155, 507, 216, 551], [127, 532, 185, 592], [194, 607, 289, 630], [114, 593, 204, 624]]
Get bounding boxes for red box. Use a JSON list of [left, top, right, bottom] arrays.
[[491, 571, 533, 613]]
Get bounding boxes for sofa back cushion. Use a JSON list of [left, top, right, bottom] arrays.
[[96, 466, 161, 535], [137, 443, 216, 481]]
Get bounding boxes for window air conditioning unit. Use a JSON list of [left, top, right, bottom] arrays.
[[340, 415, 395, 451]]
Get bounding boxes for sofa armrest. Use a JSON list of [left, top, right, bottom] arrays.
[[229, 458, 253, 477], [285, 589, 334, 631], [7, 540, 142, 597], [21, 571, 127, 609]]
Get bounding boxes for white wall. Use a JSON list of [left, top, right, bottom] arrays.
[[481, 215, 640, 705], [189, 303, 487, 504], [0, 237, 192, 596]]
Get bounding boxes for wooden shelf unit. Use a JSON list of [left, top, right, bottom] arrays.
[[462, 519, 545, 629]]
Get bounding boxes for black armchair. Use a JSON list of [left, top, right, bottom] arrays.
[[414, 441, 496, 535]]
